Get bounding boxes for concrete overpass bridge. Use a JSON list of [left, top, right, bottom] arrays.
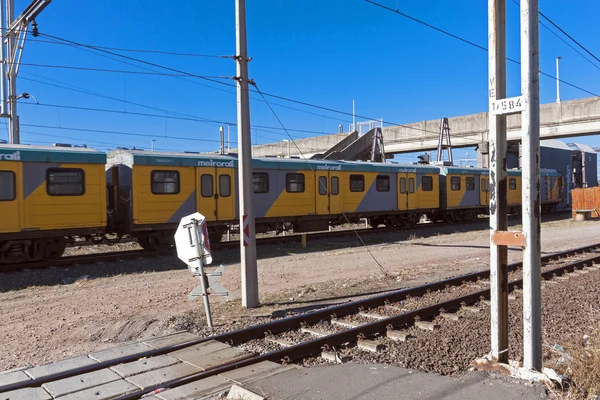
[[243, 96, 600, 164]]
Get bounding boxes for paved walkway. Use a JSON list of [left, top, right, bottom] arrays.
[[242, 363, 548, 400]]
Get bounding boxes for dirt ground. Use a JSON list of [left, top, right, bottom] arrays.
[[0, 216, 598, 371]]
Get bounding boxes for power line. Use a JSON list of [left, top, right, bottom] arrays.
[[538, 11, 600, 66], [26, 37, 233, 58], [19, 74, 336, 137], [508, 0, 600, 72], [20, 123, 237, 144], [21, 62, 231, 79], [38, 31, 441, 136], [365, 0, 600, 98]]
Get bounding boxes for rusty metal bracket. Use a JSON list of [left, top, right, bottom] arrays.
[[492, 230, 527, 248]]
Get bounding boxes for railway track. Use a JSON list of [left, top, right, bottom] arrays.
[[0, 220, 470, 272], [2, 242, 599, 399], [3, 212, 571, 273]]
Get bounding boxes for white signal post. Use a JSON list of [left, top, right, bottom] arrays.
[[488, 0, 509, 364], [488, 0, 542, 371], [235, 0, 259, 308], [521, 0, 542, 371]]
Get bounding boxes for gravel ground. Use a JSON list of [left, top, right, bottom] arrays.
[[0, 216, 598, 371], [300, 264, 600, 379]]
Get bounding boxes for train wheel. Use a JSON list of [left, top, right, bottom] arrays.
[[368, 218, 382, 229], [42, 238, 66, 260]]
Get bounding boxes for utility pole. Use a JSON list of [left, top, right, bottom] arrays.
[[488, 0, 509, 364], [521, 0, 542, 371], [151, 139, 155, 151], [235, 0, 258, 308], [1, 0, 51, 144], [555, 56, 561, 103]]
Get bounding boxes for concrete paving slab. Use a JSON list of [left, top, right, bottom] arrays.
[[24, 355, 98, 380], [0, 370, 31, 391], [143, 332, 201, 349], [111, 355, 180, 378], [156, 375, 231, 400], [242, 364, 548, 400], [179, 347, 254, 371], [227, 384, 264, 400], [0, 387, 52, 400], [168, 340, 231, 362], [219, 361, 293, 385], [42, 368, 121, 397], [125, 363, 200, 390], [89, 342, 153, 363], [57, 379, 139, 400]]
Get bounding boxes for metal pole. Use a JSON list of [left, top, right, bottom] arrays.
[[352, 99, 356, 131], [0, 0, 7, 117], [488, 0, 509, 364], [235, 0, 258, 308], [227, 124, 231, 151], [191, 219, 213, 328], [521, 0, 542, 371], [151, 139, 155, 151], [555, 56, 561, 103], [219, 126, 224, 154], [6, 0, 17, 144]]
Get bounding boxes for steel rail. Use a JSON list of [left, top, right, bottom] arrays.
[[3, 242, 598, 393], [114, 252, 600, 400]]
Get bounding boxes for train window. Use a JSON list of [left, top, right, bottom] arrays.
[[509, 178, 517, 190], [481, 179, 487, 192], [151, 170, 179, 195], [0, 171, 15, 201], [219, 174, 231, 197], [408, 178, 415, 193], [422, 176, 433, 191], [48, 168, 85, 196], [400, 178, 406, 194], [350, 175, 364, 192], [376, 175, 390, 192], [253, 172, 269, 193], [201, 174, 213, 198], [451, 176, 460, 191], [466, 177, 475, 191], [286, 173, 305, 193], [318, 176, 327, 195], [331, 176, 339, 195]]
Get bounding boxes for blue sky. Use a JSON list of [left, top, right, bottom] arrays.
[[7, 0, 600, 163]]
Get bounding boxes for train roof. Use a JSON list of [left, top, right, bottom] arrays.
[[0, 143, 106, 164], [107, 149, 441, 173]]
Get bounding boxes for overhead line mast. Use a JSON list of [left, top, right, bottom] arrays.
[[1, 0, 51, 144]]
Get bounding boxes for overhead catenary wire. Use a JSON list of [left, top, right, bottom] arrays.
[[19, 75, 339, 137], [37, 31, 442, 136], [507, 0, 600, 72], [364, 0, 600, 98], [26, 37, 234, 58], [251, 81, 391, 277]]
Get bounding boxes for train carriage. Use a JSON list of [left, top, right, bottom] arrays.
[[0, 144, 107, 264]]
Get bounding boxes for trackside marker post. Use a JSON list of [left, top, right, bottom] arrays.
[[175, 212, 231, 328]]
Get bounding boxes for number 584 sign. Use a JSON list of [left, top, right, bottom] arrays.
[[491, 95, 525, 116]]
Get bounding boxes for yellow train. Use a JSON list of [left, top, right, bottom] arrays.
[[0, 144, 564, 263]]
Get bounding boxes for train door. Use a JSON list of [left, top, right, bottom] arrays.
[[480, 177, 489, 206], [197, 167, 217, 221], [406, 172, 417, 210], [329, 172, 341, 214], [216, 168, 235, 220], [0, 161, 19, 233], [316, 171, 329, 214], [398, 172, 417, 210]]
